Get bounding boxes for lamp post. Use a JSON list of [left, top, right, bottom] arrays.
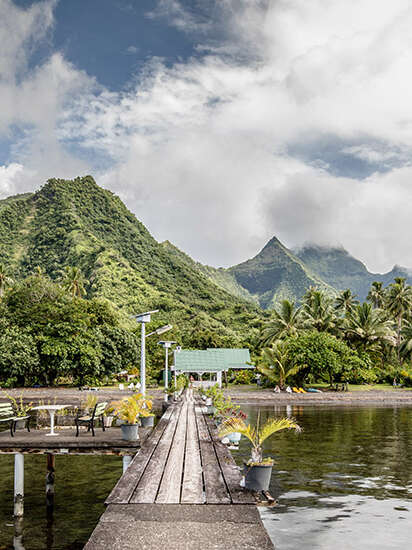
[[131, 311, 172, 395], [158, 341, 176, 401]]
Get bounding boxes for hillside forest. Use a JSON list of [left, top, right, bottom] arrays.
[[0, 176, 411, 389]]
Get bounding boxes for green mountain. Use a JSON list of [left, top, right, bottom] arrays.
[[161, 240, 257, 304], [295, 244, 412, 301], [228, 237, 333, 308], [0, 176, 264, 346]]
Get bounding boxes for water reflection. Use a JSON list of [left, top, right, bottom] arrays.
[[0, 455, 122, 549], [0, 406, 410, 549], [234, 405, 412, 550]]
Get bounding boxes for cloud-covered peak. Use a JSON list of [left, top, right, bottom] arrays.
[[2, 0, 412, 273]]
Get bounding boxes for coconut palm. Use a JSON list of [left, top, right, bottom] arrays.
[[400, 321, 412, 361], [60, 266, 87, 297], [367, 281, 385, 309], [335, 289, 359, 316], [302, 289, 337, 333], [261, 299, 303, 344], [344, 303, 393, 352], [258, 342, 302, 389], [386, 277, 412, 362], [218, 415, 301, 464], [0, 264, 13, 297]]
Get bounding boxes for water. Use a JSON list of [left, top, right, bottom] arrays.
[[0, 405, 411, 549], [234, 405, 412, 550], [0, 454, 122, 549]]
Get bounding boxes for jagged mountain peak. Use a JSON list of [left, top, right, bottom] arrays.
[[229, 236, 332, 308]]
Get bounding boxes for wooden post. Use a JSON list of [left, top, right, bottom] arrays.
[[46, 453, 55, 507], [14, 453, 24, 517], [123, 455, 132, 473]]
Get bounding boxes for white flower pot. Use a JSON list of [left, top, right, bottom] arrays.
[[121, 424, 139, 441], [140, 416, 155, 428], [228, 432, 241, 444]]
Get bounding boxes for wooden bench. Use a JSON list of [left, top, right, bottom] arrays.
[[0, 402, 30, 437]]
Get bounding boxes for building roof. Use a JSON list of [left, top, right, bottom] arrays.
[[172, 348, 253, 373]]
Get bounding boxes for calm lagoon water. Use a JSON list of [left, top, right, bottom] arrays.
[[236, 405, 412, 550], [0, 405, 410, 549]]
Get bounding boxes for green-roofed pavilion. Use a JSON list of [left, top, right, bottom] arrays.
[[172, 348, 254, 387]]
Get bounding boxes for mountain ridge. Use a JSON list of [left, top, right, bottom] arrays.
[[0, 177, 264, 348], [295, 243, 412, 301], [1, 177, 410, 314]]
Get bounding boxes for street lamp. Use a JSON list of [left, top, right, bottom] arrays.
[[158, 341, 176, 401], [131, 311, 172, 395]]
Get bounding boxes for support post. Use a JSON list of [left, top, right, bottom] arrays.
[[14, 453, 24, 517], [140, 322, 146, 395], [123, 455, 132, 473], [217, 371, 222, 388], [46, 453, 55, 508]]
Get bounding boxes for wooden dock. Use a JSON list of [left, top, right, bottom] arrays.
[[86, 392, 274, 549], [0, 426, 147, 455]]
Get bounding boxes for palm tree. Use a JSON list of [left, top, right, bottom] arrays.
[[261, 299, 303, 344], [218, 415, 301, 463], [258, 342, 302, 389], [400, 321, 412, 361], [302, 289, 337, 333], [367, 281, 385, 309], [335, 289, 359, 316], [60, 266, 87, 298], [386, 277, 412, 363], [344, 303, 393, 353], [0, 264, 13, 297]]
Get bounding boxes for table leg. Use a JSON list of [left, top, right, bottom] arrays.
[[46, 412, 58, 436]]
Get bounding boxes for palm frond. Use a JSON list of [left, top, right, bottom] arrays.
[[218, 418, 256, 446], [258, 417, 301, 445]]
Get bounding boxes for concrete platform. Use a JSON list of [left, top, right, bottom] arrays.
[[85, 504, 274, 550]]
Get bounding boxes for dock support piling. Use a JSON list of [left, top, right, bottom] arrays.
[[13, 453, 24, 517], [123, 455, 132, 473], [46, 453, 55, 507]]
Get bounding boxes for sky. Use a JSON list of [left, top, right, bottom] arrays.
[[1, 0, 412, 273]]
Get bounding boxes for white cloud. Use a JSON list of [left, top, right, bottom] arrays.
[[4, 0, 412, 273], [0, 163, 26, 198]]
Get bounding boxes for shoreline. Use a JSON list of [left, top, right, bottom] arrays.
[[2, 387, 412, 408], [225, 387, 412, 406]]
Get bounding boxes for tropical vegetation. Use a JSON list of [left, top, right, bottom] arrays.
[[258, 282, 412, 388], [0, 176, 412, 389]]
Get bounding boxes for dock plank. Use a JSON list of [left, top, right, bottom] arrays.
[[195, 406, 230, 504], [130, 404, 181, 503], [203, 413, 254, 504], [106, 405, 175, 505], [156, 401, 188, 503], [181, 402, 204, 504]]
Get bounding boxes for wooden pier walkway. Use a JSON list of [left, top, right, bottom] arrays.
[[86, 392, 274, 549]]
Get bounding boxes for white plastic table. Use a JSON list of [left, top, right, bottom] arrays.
[[32, 404, 70, 436]]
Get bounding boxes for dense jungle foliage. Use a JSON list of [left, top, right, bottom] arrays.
[[0, 177, 411, 388], [258, 283, 412, 388]]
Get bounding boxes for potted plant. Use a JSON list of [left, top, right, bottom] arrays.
[[139, 396, 155, 428], [140, 413, 155, 428], [219, 407, 247, 445], [112, 393, 152, 441], [3, 392, 33, 430], [103, 404, 115, 428], [218, 414, 301, 491]]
